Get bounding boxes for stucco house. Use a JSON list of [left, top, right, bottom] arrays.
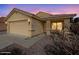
[[5, 8, 76, 37], [0, 8, 77, 55]]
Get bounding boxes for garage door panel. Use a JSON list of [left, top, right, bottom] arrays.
[[9, 21, 29, 36]]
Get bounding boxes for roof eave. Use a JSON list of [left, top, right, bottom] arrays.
[[5, 8, 44, 22], [42, 14, 77, 20]]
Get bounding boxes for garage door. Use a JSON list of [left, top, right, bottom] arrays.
[[9, 20, 29, 36]]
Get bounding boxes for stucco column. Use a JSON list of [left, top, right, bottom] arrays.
[[6, 22, 10, 33], [63, 18, 71, 35], [46, 20, 51, 35]]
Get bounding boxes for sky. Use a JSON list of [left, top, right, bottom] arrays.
[[0, 4, 79, 17]]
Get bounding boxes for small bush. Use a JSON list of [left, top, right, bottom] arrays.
[[70, 23, 79, 34], [44, 32, 79, 55], [10, 48, 22, 55]]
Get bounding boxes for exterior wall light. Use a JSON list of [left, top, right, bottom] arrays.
[[28, 18, 31, 24], [5, 22, 8, 24]]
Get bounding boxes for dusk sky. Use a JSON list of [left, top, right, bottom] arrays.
[[0, 4, 79, 17]]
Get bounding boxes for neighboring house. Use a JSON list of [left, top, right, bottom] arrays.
[[5, 8, 76, 37], [0, 17, 7, 32]]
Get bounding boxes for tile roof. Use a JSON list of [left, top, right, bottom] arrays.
[[36, 12, 53, 18], [36, 12, 76, 20], [5, 8, 76, 22], [5, 8, 44, 22]]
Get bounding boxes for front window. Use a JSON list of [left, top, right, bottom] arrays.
[[52, 22, 63, 31]]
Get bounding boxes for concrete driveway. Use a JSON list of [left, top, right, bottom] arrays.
[[0, 32, 45, 49]]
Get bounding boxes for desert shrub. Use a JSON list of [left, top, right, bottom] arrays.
[[44, 32, 79, 55], [10, 48, 22, 55], [70, 23, 79, 34]]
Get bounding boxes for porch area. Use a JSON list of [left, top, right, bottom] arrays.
[[44, 18, 71, 35]]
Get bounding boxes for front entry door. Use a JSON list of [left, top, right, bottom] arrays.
[[52, 22, 63, 31]]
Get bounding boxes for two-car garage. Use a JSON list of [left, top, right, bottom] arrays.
[[8, 20, 29, 36], [6, 8, 32, 37], [6, 8, 44, 37]]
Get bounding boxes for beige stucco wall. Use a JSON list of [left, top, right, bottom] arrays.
[[7, 12, 44, 37], [7, 12, 32, 37], [43, 22, 46, 32], [7, 12, 29, 22], [46, 21, 51, 35], [31, 18, 44, 36]]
